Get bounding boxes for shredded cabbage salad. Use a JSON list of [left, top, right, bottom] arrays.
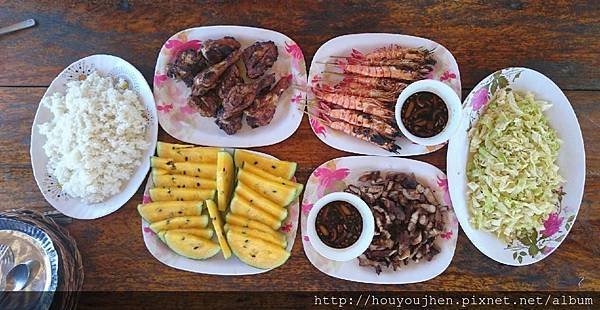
[[467, 89, 563, 243]]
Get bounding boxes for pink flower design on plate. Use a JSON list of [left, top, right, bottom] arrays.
[[310, 118, 327, 137], [542, 246, 555, 255], [143, 227, 155, 235], [436, 176, 452, 208], [301, 203, 313, 215], [153, 74, 168, 88], [291, 93, 303, 105], [142, 195, 152, 204], [180, 105, 196, 115], [285, 42, 304, 60], [164, 39, 201, 59], [311, 74, 322, 86], [303, 235, 310, 242], [541, 213, 563, 237], [157, 103, 174, 113], [314, 166, 349, 197], [440, 230, 453, 240], [440, 70, 457, 82], [280, 222, 292, 233], [472, 88, 489, 111]]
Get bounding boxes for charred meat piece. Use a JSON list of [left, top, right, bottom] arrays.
[[217, 65, 242, 100], [348, 171, 447, 274], [188, 90, 220, 117], [242, 41, 278, 79], [202, 36, 241, 65], [221, 73, 275, 119], [166, 49, 207, 86], [215, 106, 243, 135], [192, 49, 242, 96], [245, 76, 291, 128]]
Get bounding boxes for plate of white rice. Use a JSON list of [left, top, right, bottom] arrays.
[[31, 54, 158, 219]]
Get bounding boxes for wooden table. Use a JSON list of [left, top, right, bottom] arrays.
[[1, 0, 598, 292]]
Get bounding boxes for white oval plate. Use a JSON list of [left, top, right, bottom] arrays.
[[153, 25, 306, 147], [306, 33, 461, 156], [140, 149, 299, 275], [30, 55, 158, 219], [447, 67, 585, 266], [301, 156, 458, 284]]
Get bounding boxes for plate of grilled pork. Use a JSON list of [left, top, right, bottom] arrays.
[[153, 26, 306, 147], [306, 33, 461, 156]]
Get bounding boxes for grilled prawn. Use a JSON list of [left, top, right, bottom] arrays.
[[312, 87, 394, 120], [317, 114, 400, 153], [343, 64, 429, 81], [319, 102, 400, 138]]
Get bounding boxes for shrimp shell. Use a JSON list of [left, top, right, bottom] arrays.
[[325, 120, 400, 153], [333, 82, 400, 102], [326, 107, 400, 138], [313, 88, 394, 120], [344, 64, 426, 81], [341, 75, 408, 93], [365, 45, 431, 62]]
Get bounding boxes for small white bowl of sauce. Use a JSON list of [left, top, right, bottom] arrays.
[[395, 79, 462, 146], [306, 192, 374, 262]]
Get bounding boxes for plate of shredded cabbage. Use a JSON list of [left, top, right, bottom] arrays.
[[447, 67, 585, 266]]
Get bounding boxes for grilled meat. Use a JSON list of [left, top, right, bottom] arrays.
[[166, 49, 207, 86], [245, 76, 291, 128], [215, 106, 243, 135], [188, 89, 220, 117], [217, 65, 242, 100], [221, 73, 275, 119], [242, 41, 278, 79], [192, 49, 242, 96], [202, 36, 241, 65]]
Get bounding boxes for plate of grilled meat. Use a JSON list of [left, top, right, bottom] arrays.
[[154, 26, 306, 147], [306, 33, 461, 156]]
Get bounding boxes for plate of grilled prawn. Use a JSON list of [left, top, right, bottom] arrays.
[[306, 33, 461, 156], [153, 26, 306, 147]]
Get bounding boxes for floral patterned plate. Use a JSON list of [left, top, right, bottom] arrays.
[[153, 25, 306, 147], [306, 33, 461, 156], [301, 156, 458, 284], [447, 67, 585, 266], [30, 55, 158, 219], [140, 149, 299, 275]]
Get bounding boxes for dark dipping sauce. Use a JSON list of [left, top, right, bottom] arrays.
[[401, 91, 448, 138], [315, 201, 363, 249]]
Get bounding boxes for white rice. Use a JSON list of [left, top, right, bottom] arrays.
[[38, 72, 149, 203]]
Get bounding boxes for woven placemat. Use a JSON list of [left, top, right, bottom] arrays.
[[0, 209, 83, 309]]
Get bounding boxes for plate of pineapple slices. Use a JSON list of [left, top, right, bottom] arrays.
[[138, 141, 302, 275]]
